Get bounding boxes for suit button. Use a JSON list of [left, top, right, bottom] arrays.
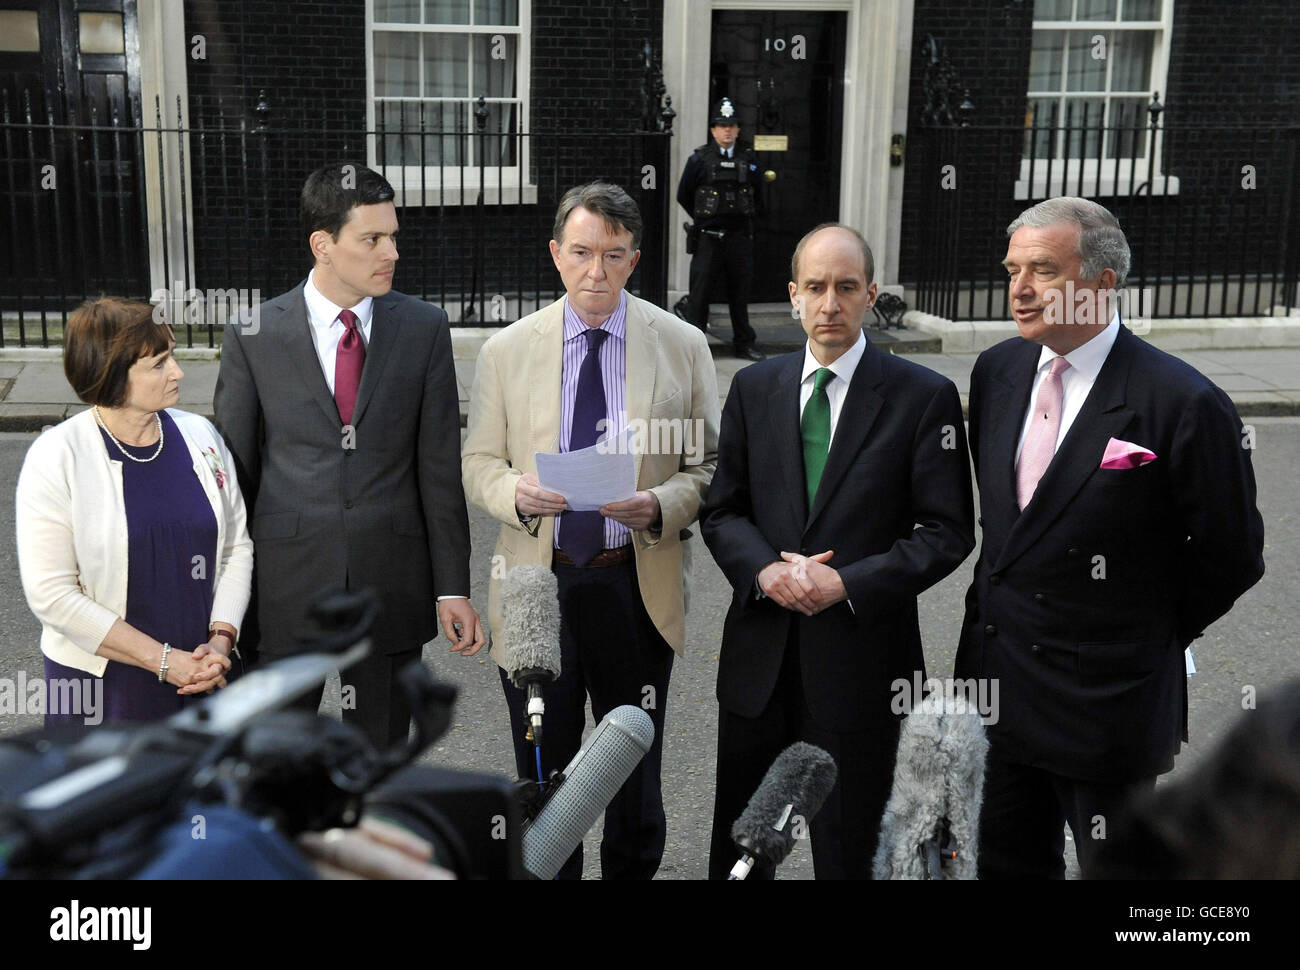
[[1034, 593, 1046, 603], [1031, 643, 1042, 654], [989, 575, 1001, 586], [984, 624, 997, 636], [344, 500, 354, 510], [1068, 548, 1080, 558]]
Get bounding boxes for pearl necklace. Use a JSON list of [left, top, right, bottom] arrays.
[[94, 406, 164, 462]]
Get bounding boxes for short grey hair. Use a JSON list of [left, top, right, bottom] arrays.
[[1007, 197, 1130, 289], [552, 182, 643, 249]]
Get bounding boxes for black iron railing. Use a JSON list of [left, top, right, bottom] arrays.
[[908, 99, 1300, 322], [0, 90, 674, 347]]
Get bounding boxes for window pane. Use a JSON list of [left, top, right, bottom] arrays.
[[1023, 98, 1059, 160], [426, 0, 471, 24], [1121, 0, 1160, 19], [1061, 97, 1104, 158], [1077, 0, 1117, 19], [422, 102, 467, 166], [1107, 97, 1149, 159], [1066, 31, 1107, 91], [475, 0, 519, 24], [378, 101, 422, 166], [473, 34, 517, 99], [1034, 0, 1073, 20], [1029, 30, 1065, 91], [374, 0, 420, 23], [79, 13, 124, 55], [1110, 30, 1154, 90], [375, 32, 420, 97], [0, 11, 40, 52], [424, 34, 469, 97]]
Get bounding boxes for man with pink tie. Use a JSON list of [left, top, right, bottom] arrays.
[[955, 197, 1265, 878]]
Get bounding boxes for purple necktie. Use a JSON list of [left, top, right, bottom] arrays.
[[562, 327, 610, 566], [1017, 356, 1071, 510], [334, 308, 365, 425]]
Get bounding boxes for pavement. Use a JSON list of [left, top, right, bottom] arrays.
[[4, 319, 1300, 428]]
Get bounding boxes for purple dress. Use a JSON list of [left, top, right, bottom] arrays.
[[44, 410, 221, 725]]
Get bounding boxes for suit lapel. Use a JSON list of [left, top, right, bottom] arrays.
[[528, 299, 566, 458], [983, 340, 1040, 526], [805, 340, 886, 533], [624, 297, 658, 487], [994, 327, 1137, 571], [350, 293, 401, 428], [767, 353, 809, 529], [281, 282, 343, 427]]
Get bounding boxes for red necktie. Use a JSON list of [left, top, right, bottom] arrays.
[[334, 308, 365, 425]]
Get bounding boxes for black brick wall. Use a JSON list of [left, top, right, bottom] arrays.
[[901, 0, 1299, 313], [182, 0, 667, 318]]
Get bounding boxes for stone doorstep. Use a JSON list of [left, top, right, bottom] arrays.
[[906, 311, 1300, 354]]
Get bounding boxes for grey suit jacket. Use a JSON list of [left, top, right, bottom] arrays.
[[213, 282, 471, 656]]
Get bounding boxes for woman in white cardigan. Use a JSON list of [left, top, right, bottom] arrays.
[[16, 298, 253, 724]]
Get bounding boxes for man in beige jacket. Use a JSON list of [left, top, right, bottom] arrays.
[[463, 182, 719, 879]]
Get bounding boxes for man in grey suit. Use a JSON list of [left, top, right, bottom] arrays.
[[214, 163, 485, 749]]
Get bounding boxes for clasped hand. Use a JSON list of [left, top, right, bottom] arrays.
[[515, 473, 661, 531], [758, 550, 846, 616], [173, 636, 232, 694]]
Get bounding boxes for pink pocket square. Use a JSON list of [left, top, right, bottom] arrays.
[[1100, 437, 1157, 469]]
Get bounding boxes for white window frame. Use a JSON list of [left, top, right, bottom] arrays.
[[365, 0, 535, 206], [1016, 0, 1178, 199]]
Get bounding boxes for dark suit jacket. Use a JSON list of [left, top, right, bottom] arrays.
[[213, 284, 471, 657], [701, 338, 976, 734], [954, 325, 1265, 782]]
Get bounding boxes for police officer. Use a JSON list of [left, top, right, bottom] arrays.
[[676, 97, 765, 361]]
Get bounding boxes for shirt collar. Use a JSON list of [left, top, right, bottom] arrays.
[[304, 269, 373, 330], [1036, 314, 1120, 383], [802, 329, 867, 389], [563, 291, 628, 343]]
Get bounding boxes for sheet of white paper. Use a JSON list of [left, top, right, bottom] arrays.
[[1184, 647, 1196, 676], [534, 433, 636, 511]]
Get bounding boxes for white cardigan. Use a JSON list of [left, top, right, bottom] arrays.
[[15, 407, 253, 676]]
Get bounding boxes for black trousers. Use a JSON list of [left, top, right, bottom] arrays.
[[686, 230, 757, 350], [977, 754, 1157, 879], [499, 557, 674, 880], [708, 630, 900, 879], [285, 646, 422, 752]]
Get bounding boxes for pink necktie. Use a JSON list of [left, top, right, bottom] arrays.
[[334, 308, 365, 425], [1017, 356, 1071, 510]]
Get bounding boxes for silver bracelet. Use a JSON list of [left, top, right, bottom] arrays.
[[158, 642, 172, 683]]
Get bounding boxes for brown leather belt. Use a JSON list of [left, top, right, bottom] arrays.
[[553, 545, 634, 568]]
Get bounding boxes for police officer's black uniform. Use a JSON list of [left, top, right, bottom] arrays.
[[676, 98, 764, 360]]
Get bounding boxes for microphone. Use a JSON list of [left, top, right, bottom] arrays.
[[521, 705, 654, 880], [501, 565, 562, 748], [872, 685, 988, 880], [728, 742, 838, 880]]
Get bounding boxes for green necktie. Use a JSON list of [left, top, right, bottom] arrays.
[[802, 367, 835, 506]]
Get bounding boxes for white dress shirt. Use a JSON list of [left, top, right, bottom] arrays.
[[1015, 316, 1120, 464], [800, 329, 868, 445], [303, 269, 372, 395]]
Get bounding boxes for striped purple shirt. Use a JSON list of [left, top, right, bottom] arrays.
[[556, 292, 630, 551]]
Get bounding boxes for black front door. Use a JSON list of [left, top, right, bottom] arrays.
[[710, 9, 847, 302], [0, 0, 146, 315]]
